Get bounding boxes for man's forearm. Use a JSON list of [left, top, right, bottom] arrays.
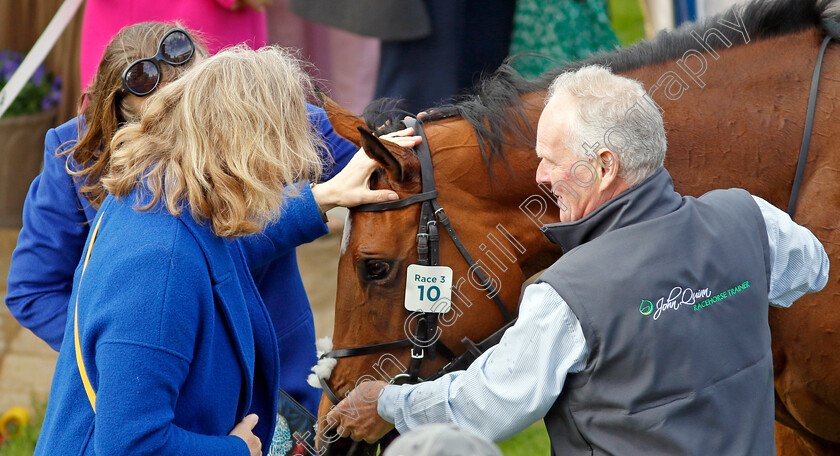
[[375, 283, 589, 442]]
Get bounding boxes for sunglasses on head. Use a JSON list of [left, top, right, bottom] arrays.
[[120, 28, 195, 97]]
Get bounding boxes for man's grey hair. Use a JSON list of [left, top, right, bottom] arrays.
[[546, 65, 667, 187]]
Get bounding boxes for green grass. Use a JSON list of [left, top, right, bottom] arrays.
[[498, 421, 551, 456], [0, 397, 46, 456], [609, 0, 647, 47]]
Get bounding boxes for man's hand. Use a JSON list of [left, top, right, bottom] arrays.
[[323, 381, 395, 443], [229, 414, 262, 456]]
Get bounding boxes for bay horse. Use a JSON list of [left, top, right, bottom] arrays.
[[317, 0, 840, 454]]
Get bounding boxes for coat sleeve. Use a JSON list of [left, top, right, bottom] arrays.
[[88, 227, 249, 456], [5, 126, 89, 350], [93, 343, 250, 456]]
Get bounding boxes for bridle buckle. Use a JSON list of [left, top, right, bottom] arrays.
[[411, 347, 425, 359]]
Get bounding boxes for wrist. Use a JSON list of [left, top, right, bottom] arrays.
[[311, 182, 337, 214]]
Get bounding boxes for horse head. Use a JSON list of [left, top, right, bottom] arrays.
[[314, 96, 563, 450]]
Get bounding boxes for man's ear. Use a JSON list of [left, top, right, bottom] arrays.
[[321, 95, 366, 148], [597, 148, 621, 190], [358, 127, 419, 183]]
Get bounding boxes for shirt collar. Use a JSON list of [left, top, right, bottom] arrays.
[[540, 167, 683, 252]]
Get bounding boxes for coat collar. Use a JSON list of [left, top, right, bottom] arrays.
[[540, 167, 683, 253]]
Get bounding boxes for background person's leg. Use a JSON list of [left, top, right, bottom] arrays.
[[374, 0, 467, 113]]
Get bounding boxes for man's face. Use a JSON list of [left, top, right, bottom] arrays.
[[535, 94, 614, 223]]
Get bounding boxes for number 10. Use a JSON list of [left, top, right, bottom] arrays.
[[417, 285, 440, 301]]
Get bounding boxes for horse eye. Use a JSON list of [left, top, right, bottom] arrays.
[[364, 259, 391, 280]]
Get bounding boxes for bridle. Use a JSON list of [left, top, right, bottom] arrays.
[[318, 117, 517, 406]]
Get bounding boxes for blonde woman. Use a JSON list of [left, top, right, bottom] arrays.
[[32, 46, 408, 456], [7, 22, 415, 417]]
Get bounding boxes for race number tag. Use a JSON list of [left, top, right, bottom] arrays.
[[404, 264, 453, 313]]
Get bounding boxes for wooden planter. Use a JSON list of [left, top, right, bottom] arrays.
[[0, 109, 57, 228]]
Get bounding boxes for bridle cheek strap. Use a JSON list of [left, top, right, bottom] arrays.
[[320, 117, 515, 405]]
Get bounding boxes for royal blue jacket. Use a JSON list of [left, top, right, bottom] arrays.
[[34, 190, 280, 456], [5, 104, 356, 414]]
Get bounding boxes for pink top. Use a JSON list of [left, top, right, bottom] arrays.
[[80, 0, 267, 90]]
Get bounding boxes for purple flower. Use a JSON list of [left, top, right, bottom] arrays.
[[30, 64, 45, 86], [41, 89, 61, 111], [2, 59, 18, 81], [2, 48, 62, 114], [41, 94, 59, 111], [0, 50, 18, 64]]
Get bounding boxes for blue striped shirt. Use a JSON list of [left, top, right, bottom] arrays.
[[377, 196, 829, 442]]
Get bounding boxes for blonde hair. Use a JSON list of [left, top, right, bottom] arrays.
[[103, 46, 324, 238], [62, 22, 208, 210]]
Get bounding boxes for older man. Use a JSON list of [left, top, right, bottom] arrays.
[[325, 66, 830, 454]]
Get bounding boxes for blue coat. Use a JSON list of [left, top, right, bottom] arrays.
[[35, 191, 279, 455], [5, 104, 356, 414]]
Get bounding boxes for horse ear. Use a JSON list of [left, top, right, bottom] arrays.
[[321, 95, 365, 148], [358, 127, 418, 183]]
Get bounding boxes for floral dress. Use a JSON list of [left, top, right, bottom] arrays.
[[509, 0, 620, 79]]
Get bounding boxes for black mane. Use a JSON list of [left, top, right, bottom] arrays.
[[364, 0, 836, 164], [541, 0, 833, 79]]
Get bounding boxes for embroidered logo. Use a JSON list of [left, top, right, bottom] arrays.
[[694, 281, 750, 312], [639, 281, 750, 320]]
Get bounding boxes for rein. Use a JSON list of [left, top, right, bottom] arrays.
[[789, 28, 837, 217], [318, 118, 516, 406]]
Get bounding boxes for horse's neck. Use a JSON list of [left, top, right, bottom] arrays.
[[436, 110, 565, 279], [501, 28, 825, 278], [620, 28, 822, 206]]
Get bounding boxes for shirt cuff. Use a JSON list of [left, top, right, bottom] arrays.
[[377, 385, 401, 424]]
